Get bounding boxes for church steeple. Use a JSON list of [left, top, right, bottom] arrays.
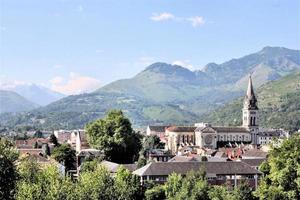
[[244, 75, 258, 110], [242, 75, 259, 144]]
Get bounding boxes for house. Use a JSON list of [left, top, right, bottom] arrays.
[[54, 130, 72, 144], [133, 161, 262, 189], [146, 125, 169, 143], [241, 149, 268, 159], [68, 129, 89, 153], [241, 158, 266, 170], [77, 148, 103, 166], [100, 160, 138, 174]]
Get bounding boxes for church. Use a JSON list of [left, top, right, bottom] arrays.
[[146, 75, 289, 154], [165, 76, 261, 154]]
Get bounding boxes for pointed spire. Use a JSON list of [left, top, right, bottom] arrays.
[[244, 74, 258, 110], [247, 74, 255, 98]]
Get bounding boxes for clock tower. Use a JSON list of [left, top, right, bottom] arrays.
[[242, 75, 259, 145]]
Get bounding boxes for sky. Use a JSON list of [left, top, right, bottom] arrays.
[[0, 0, 300, 95]]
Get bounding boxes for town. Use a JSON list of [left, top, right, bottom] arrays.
[[1, 1, 299, 200], [1, 75, 299, 200]]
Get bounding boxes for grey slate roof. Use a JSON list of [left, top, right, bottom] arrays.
[[148, 126, 167, 132], [167, 126, 196, 132], [101, 160, 137, 173], [195, 126, 249, 133], [241, 159, 266, 167], [242, 149, 268, 158], [133, 161, 262, 176]]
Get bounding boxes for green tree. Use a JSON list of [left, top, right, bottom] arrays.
[[145, 185, 166, 200], [51, 144, 76, 172], [233, 180, 257, 200], [80, 159, 98, 173], [255, 134, 300, 200], [76, 165, 115, 200], [114, 166, 143, 200], [0, 138, 19, 200], [49, 133, 59, 146], [165, 173, 183, 199], [33, 141, 38, 149], [176, 169, 209, 200], [86, 110, 142, 163], [208, 186, 234, 200], [34, 130, 43, 138], [16, 163, 76, 200]]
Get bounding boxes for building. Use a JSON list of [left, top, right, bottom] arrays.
[[133, 161, 262, 189], [146, 125, 169, 143], [163, 75, 288, 154]]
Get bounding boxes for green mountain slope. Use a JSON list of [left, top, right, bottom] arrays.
[[0, 46, 299, 129], [0, 90, 38, 113], [201, 71, 300, 131]]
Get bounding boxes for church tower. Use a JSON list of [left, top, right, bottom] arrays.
[[242, 75, 259, 144]]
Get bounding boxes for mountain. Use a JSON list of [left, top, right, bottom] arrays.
[[0, 90, 38, 113], [0, 83, 65, 106], [0, 46, 299, 129], [201, 71, 300, 131]]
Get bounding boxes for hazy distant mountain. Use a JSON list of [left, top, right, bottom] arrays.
[[1, 83, 65, 106], [0, 90, 38, 113], [1, 46, 299, 129]]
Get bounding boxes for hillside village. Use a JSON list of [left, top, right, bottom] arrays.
[[8, 75, 296, 195]]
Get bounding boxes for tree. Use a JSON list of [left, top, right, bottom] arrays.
[[255, 134, 300, 200], [33, 141, 38, 149], [165, 173, 183, 199], [233, 180, 257, 200], [76, 165, 115, 200], [86, 110, 142, 163], [34, 130, 43, 138], [145, 185, 166, 200], [51, 144, 76, 172], [16, 163, 76, 200], [176, 169, 209, 200], [114, 166, 143, 200], [0, 138, 19, 200], [208, 186, 234, 200], [80, 159, 98, 173], [49, 133, 59, 146]]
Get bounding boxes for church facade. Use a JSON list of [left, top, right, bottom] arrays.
[[166, 76, 259, 154]]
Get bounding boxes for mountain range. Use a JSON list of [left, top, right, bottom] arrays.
[[0, 90, 38, 113], [0, 46, 299, 130], [0, 83, 65, 107]]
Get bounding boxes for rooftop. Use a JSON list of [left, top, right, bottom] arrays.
[[133, 161, 262, 176]]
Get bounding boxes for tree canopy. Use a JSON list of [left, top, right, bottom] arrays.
[[0, 138, 19, 200], [255, 134, 300, 200], [86, 110, 142, 163]]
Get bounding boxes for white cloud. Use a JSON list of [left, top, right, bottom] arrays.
[[0, 80, 29, 90], [50, 72, 101, 95], [172, 60, 194, 70], [187, 16, 205, 27], [150, 12, 175, 21], [150, 12, 205, 27]]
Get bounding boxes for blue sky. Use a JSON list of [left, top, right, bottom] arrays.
[[0, 0, 300, 94]]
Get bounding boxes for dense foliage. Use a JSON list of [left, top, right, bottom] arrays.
[[0, 138, 19, 200], [86, 110, 142, 163], [254, 134, 300, 199], [51, 143, 76, 172]]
